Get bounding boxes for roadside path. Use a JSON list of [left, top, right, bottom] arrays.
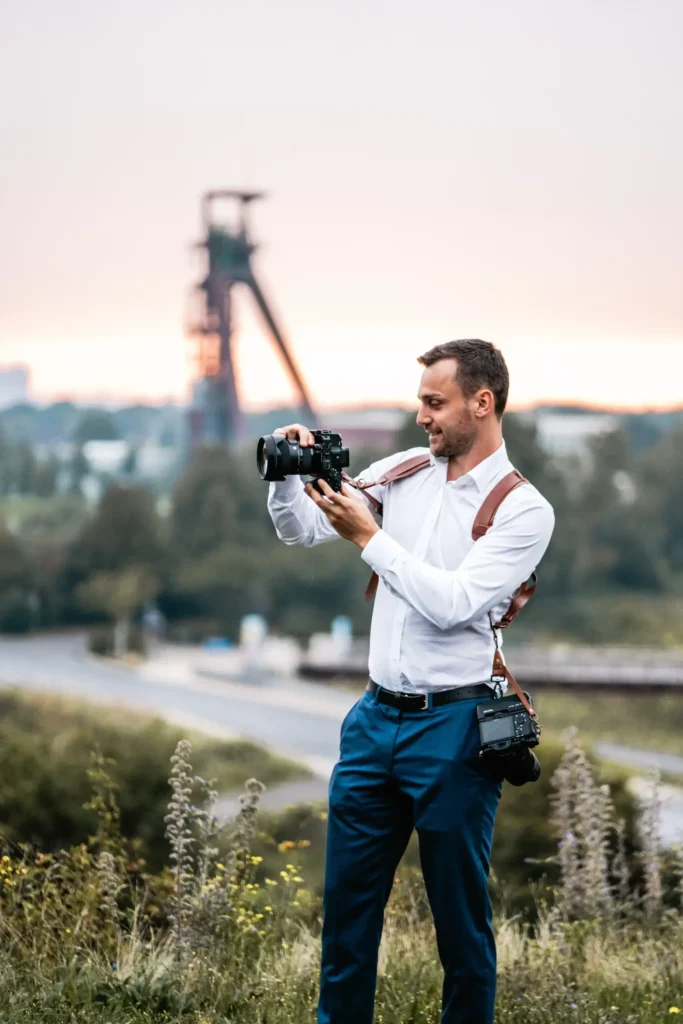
[[0, 633, 681, 841]]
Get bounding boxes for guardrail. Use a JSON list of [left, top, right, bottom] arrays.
[[299, 644, 683, 690]]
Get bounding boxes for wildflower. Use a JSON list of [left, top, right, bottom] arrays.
[[669, 1009, 680, 1015], [251, 855, 263, 863], [265, 878, 277, 886], [292, 876, 304, 883]]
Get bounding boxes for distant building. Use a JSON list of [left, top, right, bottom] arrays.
[[49, 439, 177, 480], [517, 409, 620, 457], [319, 408, 407, 451], [0, 365, 30, 409]]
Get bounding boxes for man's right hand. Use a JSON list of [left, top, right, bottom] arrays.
[[273, 424, 316, 447]]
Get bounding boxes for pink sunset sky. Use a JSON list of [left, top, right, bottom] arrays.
[[2, 0, 682, 413]]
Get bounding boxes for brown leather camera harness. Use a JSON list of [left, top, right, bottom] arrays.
[[341, 454, 538, 721]]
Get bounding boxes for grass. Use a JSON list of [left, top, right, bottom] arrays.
[[532, 689, 683, 760], [0, 725, 679, 1023]]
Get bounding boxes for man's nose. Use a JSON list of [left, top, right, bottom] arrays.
[[416, 407, 430, 426]]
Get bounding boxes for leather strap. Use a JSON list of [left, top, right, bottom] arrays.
[[470, 469, 537, 714], [343, 455, 432, 601], [342, 453, 432, 517], [472, 469, 527, 540], [492, 647, 537, 718]]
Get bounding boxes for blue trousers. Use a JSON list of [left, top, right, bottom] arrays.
[[318, 688, 503, 1024]]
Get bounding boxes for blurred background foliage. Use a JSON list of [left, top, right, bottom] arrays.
[[1, 403, 683, 645]]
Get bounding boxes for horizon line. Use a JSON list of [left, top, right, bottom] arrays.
[[19, 390, 683, 417]]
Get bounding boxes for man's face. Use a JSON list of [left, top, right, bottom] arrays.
[[416, 359, 478, 459]]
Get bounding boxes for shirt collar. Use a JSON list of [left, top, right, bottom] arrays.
[[432, 440, 511, 493]]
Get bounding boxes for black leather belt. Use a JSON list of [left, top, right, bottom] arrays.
[[366, 678, 493, 711]]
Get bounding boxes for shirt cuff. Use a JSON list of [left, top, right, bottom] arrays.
[[268, 476, 304, 503], [360, 530, 405, 574]]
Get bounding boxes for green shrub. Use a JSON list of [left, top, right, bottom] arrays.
[[0, 689, 306, 871], [0, 587, 33, 633]]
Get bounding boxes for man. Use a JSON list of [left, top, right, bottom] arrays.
[[266, 339, 555, 1024]]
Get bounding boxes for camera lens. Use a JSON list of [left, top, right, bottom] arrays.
[[256, 433, 313, 481]]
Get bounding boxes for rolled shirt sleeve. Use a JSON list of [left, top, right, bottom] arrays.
[[360, 496, 555, 631]]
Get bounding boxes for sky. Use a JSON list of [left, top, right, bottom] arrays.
[[1, 0, 682, 413]]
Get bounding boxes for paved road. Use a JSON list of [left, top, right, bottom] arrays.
[[1, 633, 681, 843], [0, 632, 354, 782]]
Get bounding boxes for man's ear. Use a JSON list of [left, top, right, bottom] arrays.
[[475, 388, 495, 418]]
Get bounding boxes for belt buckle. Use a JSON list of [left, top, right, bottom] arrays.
[[401, 692, 428, 710]]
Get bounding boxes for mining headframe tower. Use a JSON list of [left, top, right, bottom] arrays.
[[186, 190, 317, 449]]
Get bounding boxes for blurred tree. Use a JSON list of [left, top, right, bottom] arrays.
[[637, 425, 683, 579], [67, 445, 90, 496], [63, 485, 167, 621], [37, 402, 79, 443], [170, 445, 272, 561], [0, 404, 38, 443], [0, 422, 11, 495], [72, 409, 120, 444], [393, 410, 427, 452], [11, 442, 38, 495], [0, 524, 34, 633], [77, 567, 159, 657], [33, 454, 60, 498]]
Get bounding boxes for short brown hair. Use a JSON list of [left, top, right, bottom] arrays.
[[417, 339, 509, 419]]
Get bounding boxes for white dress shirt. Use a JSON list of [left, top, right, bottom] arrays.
[[267, 440, 555, 694]]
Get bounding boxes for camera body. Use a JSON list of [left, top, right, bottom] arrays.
[[476, 691, 540, 757], [256, 429, 350, 493]]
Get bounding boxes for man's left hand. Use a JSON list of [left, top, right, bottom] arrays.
[[304, 479, 380, 549]]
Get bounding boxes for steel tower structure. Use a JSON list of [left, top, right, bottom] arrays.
[[186, 190, 317, 448]]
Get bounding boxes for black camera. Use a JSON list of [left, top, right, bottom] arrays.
[[477, 691, 541, 786], [256, 429, 350, 494]]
